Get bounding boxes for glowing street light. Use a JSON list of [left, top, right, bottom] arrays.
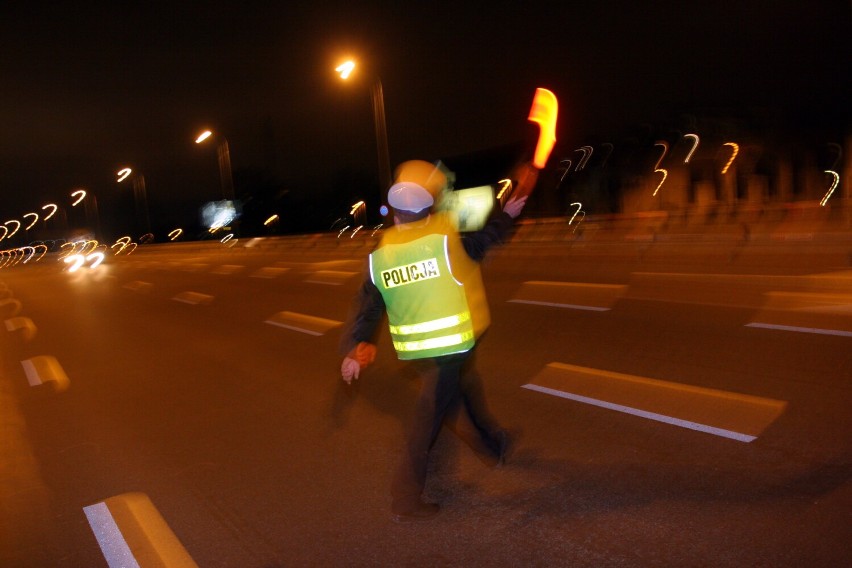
[[71, 189, 87, 206], [335, 60, 355, 79], [41, 203, 58, 221], [335, 58, 391, 214], [195, 129, 235, 201], [38, 203, 67, 234], [350, 200, 367, 225], [23, 213, 39, 231], [4, 219, 21, 239]]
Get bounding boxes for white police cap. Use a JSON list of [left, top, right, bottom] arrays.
[[387, 181, 434, 213]]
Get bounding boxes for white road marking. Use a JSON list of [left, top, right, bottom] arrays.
[[84, 502, 141, 568], [0, 297, 23, 316], [524, 362, 787, 443], [211, 264, 243, 275], [304, 270, 357, 285], [508, 299, 610, 311], [748, 291, 852, 335], [265, 311, 342, 335], [523, 383, 757, 443], [123, 281, 152, 293], [20, 356, 70, 390], [5, 316, 37, 340], [21, 359, 43, 386], [84, 494, 197, 568], [172, 291, 214, 305], [251, 266, 290, 278], [180, 263, 208, 272], [745, 322, 852, 337], [510, 281, 625, 311]]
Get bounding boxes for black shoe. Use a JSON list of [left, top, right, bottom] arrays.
[[496, 430, 512, 467], [391, 502, 440, 523]]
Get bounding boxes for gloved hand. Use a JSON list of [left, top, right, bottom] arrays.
[[353, 342, 376, 366], [341, 342, 376, 384], [341, 357, 360, 384], [503, 195, 528, 219]]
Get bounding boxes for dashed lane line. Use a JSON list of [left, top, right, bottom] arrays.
[[264, 311, 343, 336], [21, 356, 70, 391], [84, 502, 140, 568], [745, 322, 852, 337], [123, 281, 153, 293], [250, 266, 290, 278], [210, 264, 243, 275], [509, 299, 610, 311], [84, 493, 197, 568], [523, 362, 787, 443], [509, 281, 625, 311], [746, 291, 852, 337], [172, 291, 214, 305], [304, 270, 357, 286], [178, 263, 209, 272], [5, 316, 37, 340]]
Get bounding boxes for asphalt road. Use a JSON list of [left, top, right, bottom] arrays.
[[1, 238, 850, 567]]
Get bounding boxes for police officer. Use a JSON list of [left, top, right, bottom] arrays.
[[341, 160, 532, 522]]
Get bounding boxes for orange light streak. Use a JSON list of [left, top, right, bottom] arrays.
[[652, 169, 668, 196], [721, 142, 739, 174]]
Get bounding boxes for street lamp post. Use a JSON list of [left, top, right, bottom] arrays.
[[41, 203, 62, 232], [336, 60, 392, 214], [117, 167, 151, 236], [369, 80, 392, 196], [85, 194, 101, 239], [70, 188, 101, 239], [195, 130, 235, 201]]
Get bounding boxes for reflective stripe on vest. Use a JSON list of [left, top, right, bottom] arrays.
[[393, 330, 475, 354], [388, 311, 471, 336]]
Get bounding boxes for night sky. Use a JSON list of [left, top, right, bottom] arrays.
[[1, 1, 849, 236]]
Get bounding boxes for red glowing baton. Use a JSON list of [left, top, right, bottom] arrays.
[[528, 88, 558, 169]]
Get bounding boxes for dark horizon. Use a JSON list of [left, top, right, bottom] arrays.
[[0, 1, 849, 237]]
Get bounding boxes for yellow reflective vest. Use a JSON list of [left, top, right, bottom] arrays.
[[370, 229, 475, 360]]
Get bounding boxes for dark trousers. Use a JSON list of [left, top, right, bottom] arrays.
[[391, 344, 502, 512]]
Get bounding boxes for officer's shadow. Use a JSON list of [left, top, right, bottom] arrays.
[[329, 364, 852, 520]]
